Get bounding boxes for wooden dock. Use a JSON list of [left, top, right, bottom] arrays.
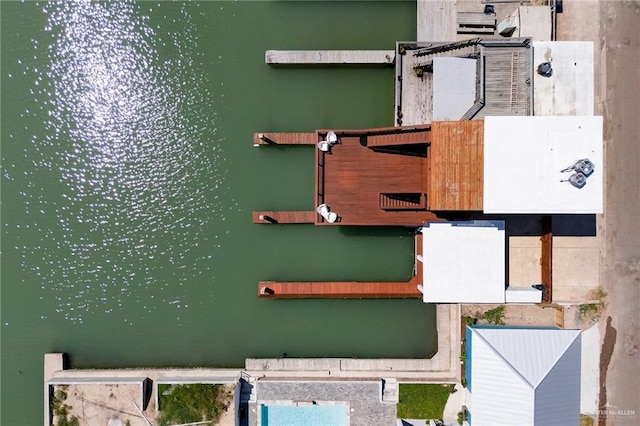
[[253, 132, 317, 146], [428, 121, 484, 211], [253, 211, 315, 224], [258, 278, 421, 299], [266, 50, 395, 65], [315, 126, 442, 226]]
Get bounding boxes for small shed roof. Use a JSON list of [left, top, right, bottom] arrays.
[[533, 41, 594, 116], [483, 116, 603, 214], [469, 327, 581, 426], [420, 221, 505, 303]]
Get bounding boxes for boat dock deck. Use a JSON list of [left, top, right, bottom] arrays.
[[314, 125, 441, 226], [253, 132, 316, 146], [266, 50, 395, 65], [258, 278, 421, 299], [252, 211, 315, 224]]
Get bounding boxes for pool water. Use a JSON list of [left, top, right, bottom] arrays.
[[260, 403, 348, 426]]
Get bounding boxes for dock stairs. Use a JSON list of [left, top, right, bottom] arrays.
[[382, 378, 399, 403], [412, 40, 480, 72]]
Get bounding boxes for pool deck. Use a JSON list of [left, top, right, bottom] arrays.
[[252, 380, 396, 426]]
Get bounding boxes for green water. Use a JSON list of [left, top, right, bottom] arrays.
[[1, 1, 435, 423]]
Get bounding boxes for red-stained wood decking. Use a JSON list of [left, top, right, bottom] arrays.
[[253, 132, 317, 146], [367, 129, 432, 147], [428, 121, 484, 211], [253, 211, 315, 224], [258, 233, 424, 299], [254, 122, 484, 226], [316, 127, 442, 226], [258, 277, 422, 299]]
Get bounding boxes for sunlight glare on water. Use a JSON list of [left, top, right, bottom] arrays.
[[2, 3, 437, 423], [14, 1, 227, 323]]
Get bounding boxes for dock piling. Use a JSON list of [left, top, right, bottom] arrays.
[[259, 215, 278, 223], [258, 133, 275, 144]]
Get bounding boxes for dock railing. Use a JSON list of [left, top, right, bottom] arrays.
[[316, 149, 326, 213]]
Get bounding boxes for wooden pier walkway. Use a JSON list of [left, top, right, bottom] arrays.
[[258, 277, 421, 299], [266, 50, 395, 65], [253, 132, 316, 146], [253, 211, 315, 224]]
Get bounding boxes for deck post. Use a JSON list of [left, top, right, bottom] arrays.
[[258, 133, 275, 144], [260, 286, 275, 296], [259, 215, 278, 223]]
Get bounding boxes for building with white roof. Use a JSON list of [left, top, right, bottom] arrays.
[[396, 39, 595, 125], [418, 221, 507, 304], [483, 115, 603, 214], [466, 326, 581, 426], [417, 220, 545, 304]]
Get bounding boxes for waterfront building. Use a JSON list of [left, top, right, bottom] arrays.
[[465, 326, 581, 426]]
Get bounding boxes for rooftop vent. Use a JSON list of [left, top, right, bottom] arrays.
[[537, 62, 553, 77], [561, 158, 594, 188]]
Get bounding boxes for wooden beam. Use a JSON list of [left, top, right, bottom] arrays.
[[253, 132, 316, 146], [366, 130, 432, 147], [541, 215, 553, 303], [252, 211, 315, 224], [258, 278, 421, 299]]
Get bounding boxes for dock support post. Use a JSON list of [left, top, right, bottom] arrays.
[[259, 215, 278, 223], [258, 133, 275, 144], [260, 287, 275, 296]]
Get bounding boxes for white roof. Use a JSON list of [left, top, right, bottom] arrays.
[[469, 327, 581, 426], [420, 221, 505, 303], [533, 41, 594, 116], [505, 286, 543, 303], [433, 57, 477, 121], [483, 116, 603, 214]]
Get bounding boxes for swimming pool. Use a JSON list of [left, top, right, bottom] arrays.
[[260, 403, 348, 426]]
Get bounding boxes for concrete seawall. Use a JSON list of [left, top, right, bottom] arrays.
[[44, 304, 460, 424]]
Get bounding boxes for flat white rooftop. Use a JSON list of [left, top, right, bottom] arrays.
[[533, 41, 594, 116], [420, 221, 505, 304], [483, 116, 603, 214], [433, 57, 477, 121]]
